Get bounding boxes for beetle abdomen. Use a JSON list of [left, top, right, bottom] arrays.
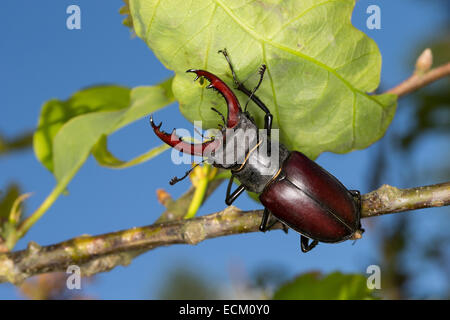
[[260, 151, 359, 243]]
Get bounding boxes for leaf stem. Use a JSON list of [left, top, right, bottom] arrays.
[[184, 165, 212, 219], [15, 176, 72, 245]]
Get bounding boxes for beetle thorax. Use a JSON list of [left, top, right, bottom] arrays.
[[207, 113, 290, 193]]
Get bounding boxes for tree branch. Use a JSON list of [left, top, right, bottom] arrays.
[[362, 182, 449, 217], [0, 182, 448, 285]]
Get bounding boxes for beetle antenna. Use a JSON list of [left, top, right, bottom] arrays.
[[219, 49, 255, 88], [169, 160, 206, 185], [193, 126, 215, 142], [218, 49, 240, 87], [244, 65, 266, 112], [211, 107, 226, 126], [193, 127, 206, 139]]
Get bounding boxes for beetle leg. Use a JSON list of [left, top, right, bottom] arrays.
[[266, 219, 289, 234], [218, 49, 273, 155], [349, 190, 361, 211], [349, 190, 364, 231], [218, 48, 240, 87], [260, 209, 289, 234], [264, 219, 288, 232], [241, 85, 273, 155], [300, 236, 319, 253], [210, 107, 226, 126], [259, 208, 271, 232], [244, 65, 266, 112], [169, 161, 206, 185], [225, 175, 246, 205]]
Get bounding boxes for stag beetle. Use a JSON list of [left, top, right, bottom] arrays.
[[150, 49, 364, 252]]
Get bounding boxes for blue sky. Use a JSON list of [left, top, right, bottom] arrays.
[[0, 0, 448, 299]]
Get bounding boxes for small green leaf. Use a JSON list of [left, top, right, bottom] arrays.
[[130, 0, 397, 159], [273, 271, 378, 300], [8, 193, 32, 225], [33, 85, 131, 172], [33, 78, 174, 182], [92, 134, 169, 169], [120, 0, 134, 29], [0, 184, 20, 221], [52, 80, 174, 184], [0, 184, 29, 251]]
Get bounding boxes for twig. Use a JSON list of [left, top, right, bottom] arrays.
[[0, 182, 448, 285], [386, 62, 450, 97], [361, 182, 449, 217]]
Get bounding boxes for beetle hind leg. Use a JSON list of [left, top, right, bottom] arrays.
[[300, 236, 319, 253], [349, 190, 361, 209], [349, 190, 364, 232]]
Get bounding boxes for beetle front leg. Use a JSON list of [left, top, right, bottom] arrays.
[[225, 176, 246, 206], [300, 236, 319, 253], [219, 49, 273, 155]]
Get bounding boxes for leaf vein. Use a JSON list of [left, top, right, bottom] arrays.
[[212, 0, 386, 112], [145, 0, 162, 40], [270, 0, 340, 40]]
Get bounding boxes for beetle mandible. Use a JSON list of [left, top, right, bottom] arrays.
[[150, 49, 364, 252]]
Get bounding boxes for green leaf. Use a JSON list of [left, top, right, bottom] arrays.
[[130, 0, 397, 159], [33, 79, 174, 184], [0, 184, 27, 250], [273, 271, 378, 300], [52, 80, 174, 183], [33, 85, 131, 172]]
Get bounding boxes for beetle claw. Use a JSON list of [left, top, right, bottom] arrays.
[[186, 70, 201, 82], [149, 115, 162, 129], [259, 64, 266, 75], [150, 115, 220, 156]]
